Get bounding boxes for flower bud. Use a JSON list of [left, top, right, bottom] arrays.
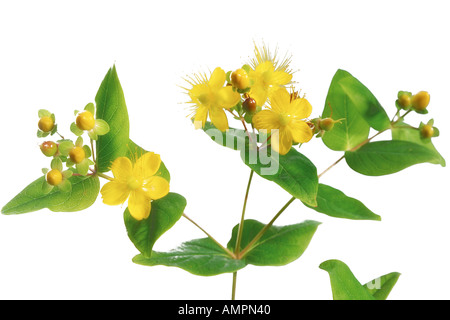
[[397, 93, 411, 109], [38, 116, 55, 132], [230, 69, 250, 90], [40, 141, 58, 157], [76, 111, 96, 131], [420, 124, 434, 139], [411, 91, 430, 111], [243, 97, 257, 113], [46, 169, 63, 186], [319, 118, 335, 131], [69, 146, 86, 164]]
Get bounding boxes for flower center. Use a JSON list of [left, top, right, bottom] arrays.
[[278, 113, 291, 126], [127, 176, 142, 190]]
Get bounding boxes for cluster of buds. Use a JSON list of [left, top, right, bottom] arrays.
[[37, 103, 109, 193], [396, 90, 439, 141], [396, 90, 430, 114]]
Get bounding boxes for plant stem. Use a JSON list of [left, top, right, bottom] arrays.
[[234, 169, 254, 255], [96, 172, 114, 181], [238, 196, 296, 260], [231, 169, 254, 300], [182, 213, 236, 259]]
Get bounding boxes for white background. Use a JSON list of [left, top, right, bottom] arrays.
[[0, 0, 449, 300]]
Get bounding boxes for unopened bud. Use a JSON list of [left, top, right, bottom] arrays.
[[412, 91, 430, 111], [230, 69, 250, 90]]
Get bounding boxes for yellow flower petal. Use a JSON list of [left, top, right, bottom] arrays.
[[133, 152, 161, 179], [289, 97, 312, 119], [252, 109, 280, 131], [217, 86, 240, 109], [189, 83, 210, 105], [194, 105, 208, 129], [271, 127, 293, 155], [249, 85, 268, 107], [144, 176, 170, 200], [271, 70, 292, 86], [128, 189, 151, 220], [269, 88, 291, 113], [289, 119, 313, 143], [209, 107, 229, 132], [110, 157, 133, 182], [208, 67, 226, 90], [255, 61, 275, 74], [101, 181, 130, 205]]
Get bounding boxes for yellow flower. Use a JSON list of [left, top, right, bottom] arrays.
[[248, 45, 294, 107], [185, 67, 240, 132], [252, 88, 313, 155], [100, 152, 170, 220]]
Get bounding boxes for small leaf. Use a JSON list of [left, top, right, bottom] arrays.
[[38, 109, 51, 118], [50, 157, 63, 171], [84, 102, 95, 114], [363, 271, 401, 300], [2, 175, 100, 215], [94, 119, 110, 136], [227, 219, 321, 266], [70, 122, 83, 136], [345, 140, 441, 176], [124, 193, 186, 257], [319, 259, 375, 300], [132, 238, 246, 276], [302, 184, 381, 221]]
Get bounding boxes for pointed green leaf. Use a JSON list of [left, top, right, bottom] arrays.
[[302, 184, 381, 221], [95, 65, 130, 172], [124, 193, 186, 257], [322, 70, 371, 151], [2, 175, 100, 215], [392, 121, 445, 167], [132, 238, 246, 276], [319, 259, 375, 300], [345, 140, 441, 176], [227, 219, 320, 266], [364, 271, 401, 300]]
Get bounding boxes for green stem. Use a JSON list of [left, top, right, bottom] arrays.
[[96, 172, 114, 181], [182, 213, 236, 259], [232, 169, 254, 300], [238, 196, 296, 260]]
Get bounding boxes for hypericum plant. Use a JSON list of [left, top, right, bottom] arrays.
[[1, 45, 445, 300]]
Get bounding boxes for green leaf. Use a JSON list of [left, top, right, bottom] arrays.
[[95, 65, 130, 172], [201, 121, 255, 151], [363, 271, 401, 300], [124, 193, 186, 257], [2, 175, 100, 215], [125, 139, 170, 182], [227, 219, 321, 266], [392, 121, 445, 167], [319, 259, 376, 300], [132, 238, 246, 276], [200, 122, 318, 206], [241, 146, 318, 207], [345, 140, 441, 176], [302, 184, 381, 221], [322, 69, 390, 151]]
